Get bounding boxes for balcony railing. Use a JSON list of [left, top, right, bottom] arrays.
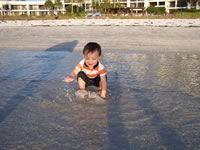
[[64, 0, 71, 3], [119, 0, 127, 2], [131, 0, 144, 1]]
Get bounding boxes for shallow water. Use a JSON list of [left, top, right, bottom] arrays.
[[0, 50, 200, 150]]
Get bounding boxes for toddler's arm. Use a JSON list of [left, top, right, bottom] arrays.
[[63, 68, 79, 82], [100, 75, 107, 99]]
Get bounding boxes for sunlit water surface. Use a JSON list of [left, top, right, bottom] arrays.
[[0, 50, 200, 150]]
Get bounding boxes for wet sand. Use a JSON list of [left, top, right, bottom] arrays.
[[0, 19, 200, 52], [1, 20, 200, 149]]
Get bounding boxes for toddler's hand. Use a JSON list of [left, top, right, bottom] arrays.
[[63, 76, 74, 82]]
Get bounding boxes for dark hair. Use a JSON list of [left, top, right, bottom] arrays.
[[83, 42, 101, 56]]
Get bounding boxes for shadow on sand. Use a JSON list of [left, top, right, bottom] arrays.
[[0, 40, 78, 124], [106, 56, 187, 149], [132, 87, 187, 150], [46, 40, 78, 52], [107, 71, 133, 149], [0, 40, 78, 83]]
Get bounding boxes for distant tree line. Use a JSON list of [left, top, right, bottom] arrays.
[[44, 0, 200, 16]]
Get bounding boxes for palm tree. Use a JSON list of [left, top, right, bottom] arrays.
[[196, 0, 200, 9], [115, 2, 121, 16], [44, 0, 54, 16], [92, 0, 99, 10], [70, 0, 74, 14], [76, 0, 84, 13], [187, 0, 200, 9], [92, 0, 96, 10], [102, 0, 111, 15], [83, 0, 86, 11], [54, 0, 63, 14], [187, 0, 192, 9]]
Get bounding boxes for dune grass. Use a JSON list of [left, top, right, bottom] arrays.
[[173, 11, 200, 18]]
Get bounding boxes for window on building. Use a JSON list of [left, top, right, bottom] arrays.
[[159, 2, 165, 6], [170, 2, 175, 7], [120, 3, 127, 8], [150, 2, 157, 7], [11, 5, 20, 10], [22, 5, 26, 10], [64, 0, 70, 3], [130, 3, 136, 7], [177, 1, 187, 7], [3, 5, 9, 10], [138, 3, 144, 7], [39, 5, 45, 10]]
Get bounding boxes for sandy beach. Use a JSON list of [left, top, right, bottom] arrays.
[[0, 19, 200, 52]]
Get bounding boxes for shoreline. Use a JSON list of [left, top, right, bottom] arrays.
[[1, 19, 200, 27]]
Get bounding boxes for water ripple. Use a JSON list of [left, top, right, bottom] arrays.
[[0, 50, 200, 149]]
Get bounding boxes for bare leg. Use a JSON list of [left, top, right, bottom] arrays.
[[78, 77, 86, 90]]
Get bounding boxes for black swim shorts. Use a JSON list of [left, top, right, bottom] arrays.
[[77, 71, 100, 87]]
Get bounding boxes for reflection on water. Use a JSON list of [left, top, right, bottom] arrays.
[[0, 50, 200, 150]]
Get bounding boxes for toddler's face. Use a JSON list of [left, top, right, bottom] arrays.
[[84, 50, 100, 69]]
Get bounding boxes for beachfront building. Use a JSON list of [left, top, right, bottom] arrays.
[[0, 0, 199, 16], [0, 0, 66, 16]]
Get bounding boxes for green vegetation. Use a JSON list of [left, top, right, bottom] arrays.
[[170, 9, 200, 18], [44, 0, 54, 16], [146, 7, 166, 15], [1, 12, 200, 20], [1, 3, 200, 20], [54, 0, 62, 9], [66, 5, 85, 14], [0, 15, 56, 20], [174, 11, 200, 18], [1, 0, 200, 20]]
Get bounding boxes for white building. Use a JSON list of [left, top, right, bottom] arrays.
[[0, 0, 195, 16], [0, 0, 65, 16]]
